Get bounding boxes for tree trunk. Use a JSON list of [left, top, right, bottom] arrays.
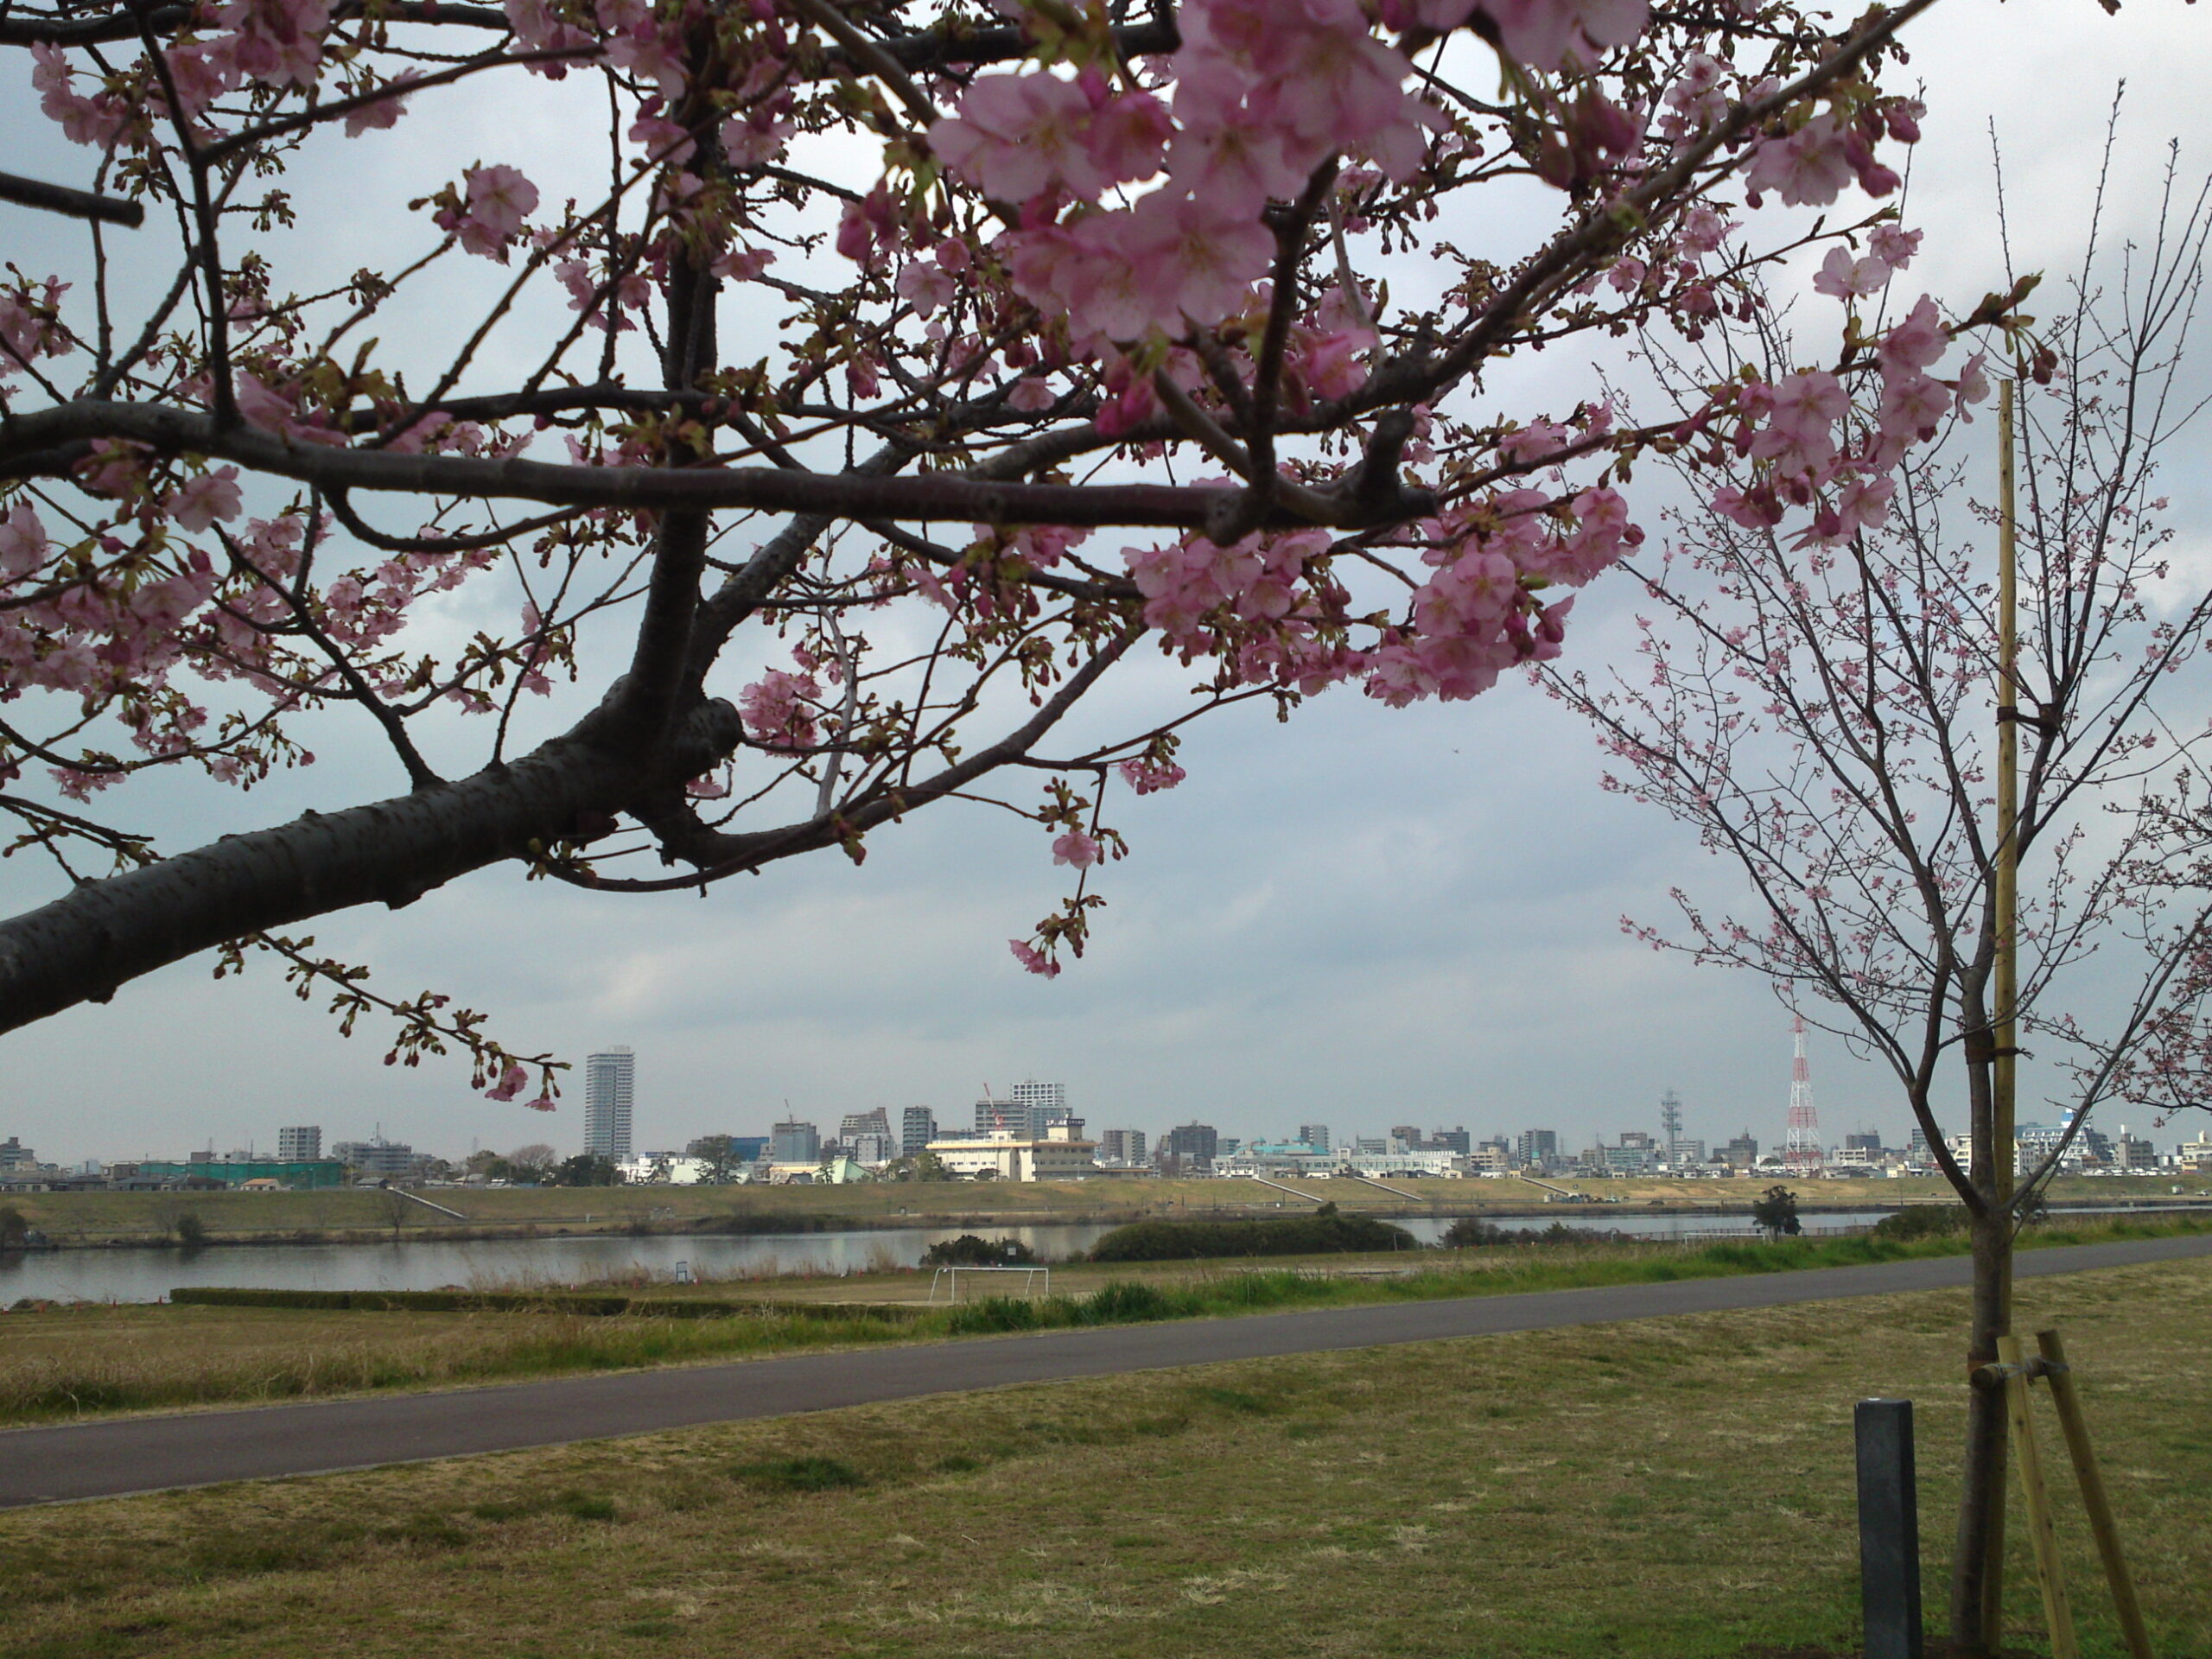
[[1948, 1204, 2012, 1654]]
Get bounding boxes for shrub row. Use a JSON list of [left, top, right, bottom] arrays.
[[1087, 1207, 1418, 1262], [167, 1287, 928, 1321]]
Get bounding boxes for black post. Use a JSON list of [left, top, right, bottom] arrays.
[[1856, 1397, 1924, 1659]]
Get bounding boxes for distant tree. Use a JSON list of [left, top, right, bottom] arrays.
[[372, 1185, 413, 1239], [1751, 1186, 1802, 1240], [912, 1152, 953, 1184], [1442, 1217, 1511, 1248], [507, 1144, 559, 1181], [464, 1149, 513, 1181], [172, 1211, 208, 1249], [922, 1234, 1036, 1268], [685, 1135, 744, 1183], [551, 1154, 620, 1188], [0, 1206, 28, 1249]]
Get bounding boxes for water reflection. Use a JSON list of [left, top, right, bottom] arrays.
[[0, 1208, 1929, 1305]]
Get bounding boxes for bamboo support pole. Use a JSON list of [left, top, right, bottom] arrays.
[[1994, 373, 2019, 1298], [1998, 1333, 2078, 1659], [1981, 374, 2022, 1652], [2037, 1330, 2155, 1659]]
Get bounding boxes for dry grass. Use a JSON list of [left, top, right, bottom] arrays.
[[8, 1172, 2202, 1248], [2, 1255, 2207, 1658], [0, 1302, 918, 1422], [8, 1214, 2209, 1427]]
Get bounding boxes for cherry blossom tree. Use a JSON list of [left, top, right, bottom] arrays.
[[0, 0, 1999, 1103], [1548, 126, 2212, 1649]]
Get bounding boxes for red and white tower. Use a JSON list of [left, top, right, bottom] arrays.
[[1784, 1014, 1825, 1174]]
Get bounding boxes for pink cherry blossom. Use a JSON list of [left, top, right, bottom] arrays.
[[1008, 938, 1062, 977], [1483, 0, 1651, 72], [1878, 296, 1948, 376], [166, 467, 244, 533], [1744, 114, 1855, 207], [931, 73, 1101, 203], [209, 0, 334, 92], [0, 505, 48, 581], [1812, 245, 1891, 301], [1121, 192, 1276, 332], [342, 74, 414, 137], [442, 165, 540, 259], [1052, 830, 1102, 868], [895, 258, 957, 318], [1767, 369, 1849, 447], [738, 667, 822, 749], [1117, 757, 1188, 795], [483, 1063, 529, 1101], [1085, 91, 1174, 185], [1878, 372, 1953, 442], [1868, 225, 1923, 268]]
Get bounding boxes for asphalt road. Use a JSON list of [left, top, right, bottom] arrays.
[[4, 1232, 2208, 1510]]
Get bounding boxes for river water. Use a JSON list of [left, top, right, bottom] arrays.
[[0, 1208, 1923, 1305]]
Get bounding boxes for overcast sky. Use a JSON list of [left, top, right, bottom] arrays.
[[3, 0, 2209, 1166]]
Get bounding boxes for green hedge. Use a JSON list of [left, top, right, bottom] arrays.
[[168, 1287, 926, 1320], [1087, 1211, 1418, 1262]]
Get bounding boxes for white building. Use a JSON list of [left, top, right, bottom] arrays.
[[925, 1123, 1097, 1181], [276, 1125, 321, 1161], [584, 1046, 634, 1161], [616, 1154, 712, 1185], [1337, 1149, 1461, 1179]]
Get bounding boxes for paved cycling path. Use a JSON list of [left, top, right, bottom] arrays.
[[4, 1232, 2207, 1509]]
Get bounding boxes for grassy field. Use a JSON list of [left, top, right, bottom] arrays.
[[2, 1253, 2206, 1658], [6, 1172, 2205, 1248], [5, 1212, 2208, 1428]]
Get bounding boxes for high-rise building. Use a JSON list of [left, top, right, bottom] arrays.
[[839, 1108, 892, 1149], [974, 1096, 1024, 1135], [1164, 1122, 1217, 1170], [1722, 1129, 1760, 1168], [900, 1107, 937, 1160], [1429, 1127, 1471, 1155], [1299, 1123, 1331, 1154], [1097, 1128, 1147, 1166], [1012, 1079, 1069, 1137], [1516, 1128, 1558, 1167], [333, 1136, 413, 1178], [849, 1133, 898, 1166], [583, 1046, 635, 1161], [769, 1119, 821, 1164], [276, 1125, 321, 1161]]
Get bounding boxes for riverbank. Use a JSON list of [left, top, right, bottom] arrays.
[[3, 1249, 2206, 1656], [4, 1172, 2201, 1250], [6, 1211, 2208, 1427]]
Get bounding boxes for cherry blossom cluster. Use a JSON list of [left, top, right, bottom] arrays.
[[928, 0, 1481, 348], [1703, 240, 1990, 548]]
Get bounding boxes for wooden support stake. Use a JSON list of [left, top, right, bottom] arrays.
[[2037, 1329, 2155, 1659], [1998, 1333, 2078, 1658]]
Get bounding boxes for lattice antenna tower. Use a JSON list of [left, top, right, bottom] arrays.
[[1784, 1014, 1825, 1173], [1659, 1090, 1684, 1161]]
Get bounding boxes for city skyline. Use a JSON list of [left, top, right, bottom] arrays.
[[0, 1020, 2019, 1169]]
